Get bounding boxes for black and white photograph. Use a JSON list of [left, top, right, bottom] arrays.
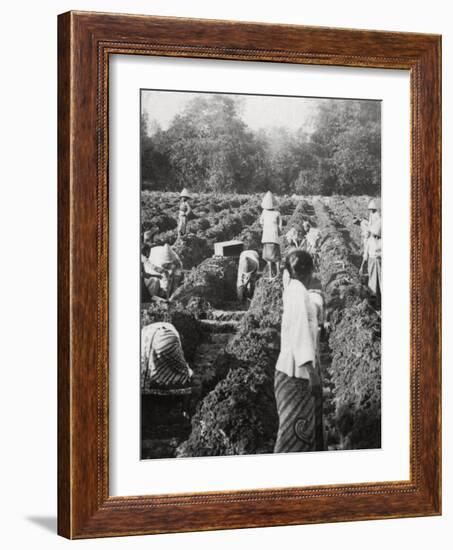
[[140, 89, 382, 460]]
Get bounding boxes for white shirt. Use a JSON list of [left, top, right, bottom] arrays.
[[260, 210, 282, 244], [276, 279, 318, 379]]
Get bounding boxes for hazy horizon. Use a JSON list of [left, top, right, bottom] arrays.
[[141, 89, 325, 135]]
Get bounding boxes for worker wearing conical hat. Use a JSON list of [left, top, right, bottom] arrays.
[[141, 225, 159, 302], [360, 198, 382, 303], [259, 191, 282, 280], [141, 322, 193, 394], [177, 188, 192, 238], [143, 243, 183, 301], [367, 198, 381, 227]]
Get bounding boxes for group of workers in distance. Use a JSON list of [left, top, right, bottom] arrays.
[[141, 188, 382, 453], [235, 191, 321, 302], [140, 188, 191, 304]]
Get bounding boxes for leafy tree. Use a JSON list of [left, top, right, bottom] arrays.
[[309, 101, 381, 195], [140, 96, 381, 196], [141, 113, 174, 190], [162, 96, 269, 193]]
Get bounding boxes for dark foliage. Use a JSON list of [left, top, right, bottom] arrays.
[[177, 330, 279, 457], [141, 96, 380, 196], [313, 198, 381, 449]]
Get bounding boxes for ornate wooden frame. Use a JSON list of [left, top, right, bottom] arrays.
[[58, 11, 441, 539]]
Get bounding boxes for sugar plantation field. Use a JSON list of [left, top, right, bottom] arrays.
[[141, 191, 381, 459]]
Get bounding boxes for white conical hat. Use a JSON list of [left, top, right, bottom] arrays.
[[369, 218, 382, 238], [261, 191, 274, 210], [180, 188, 190, 198], [150, 244, 178, 267], [368, 198, 379, 210]]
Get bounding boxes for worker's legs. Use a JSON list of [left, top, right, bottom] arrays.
[[267, 261, 273, 280], [237, 285, 245, 302]]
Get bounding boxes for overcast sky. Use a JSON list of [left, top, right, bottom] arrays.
[[141, 89, 322, 134]]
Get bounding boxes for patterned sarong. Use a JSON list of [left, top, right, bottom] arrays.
[[274, 370, 324, 453]]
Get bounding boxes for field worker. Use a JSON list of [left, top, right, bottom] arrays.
[[304, 226, 321, 269], [274, 249, 324, 453], [367, 198, 380, 226], [359, 213, 382, 300], [259, 191, 283, 280], [237, 249, 260, 302], [353, 217, 370, 255], [177, 188, 192, 238], [291, 222, 321, 270], [301, 224, 316, 250], [285, 226, 304, 249], [141, 322, 193, 395], [141, 226, 159, 302], [143, 243, 183, 301]]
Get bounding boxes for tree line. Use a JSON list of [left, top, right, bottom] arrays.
[[141, 95, 380, 196]]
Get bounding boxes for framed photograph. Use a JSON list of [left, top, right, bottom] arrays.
[[58, 11, 441, 539]]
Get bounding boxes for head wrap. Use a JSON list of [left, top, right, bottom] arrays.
[[150, 325, 192, 387]]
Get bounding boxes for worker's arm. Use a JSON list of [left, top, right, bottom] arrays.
[[297, 360, 321, 390], [150, 294, 168, 304]]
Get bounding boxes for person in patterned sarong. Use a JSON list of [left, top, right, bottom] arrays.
[[274, 249, 324, 453], [141, 322, 193, 391], [141, 322, 193, 419]]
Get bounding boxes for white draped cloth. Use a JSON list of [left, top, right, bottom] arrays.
[[260, 210, 282, 244], [276, 279, 319, 380]]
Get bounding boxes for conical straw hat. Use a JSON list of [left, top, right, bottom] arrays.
[[180, 188, 190, 198], [150, 244, 178, 267], [261, 191, 274, 210], [160, 243, 178, 264], [368, 198, 379, 210]]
